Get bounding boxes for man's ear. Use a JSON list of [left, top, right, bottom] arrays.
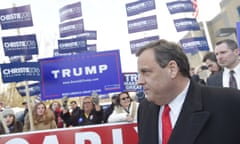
[[234, 48, 239, 55], [167, 60, 178, 79]]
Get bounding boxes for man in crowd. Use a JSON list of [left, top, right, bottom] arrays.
[[207, 39, 240, 89], [136, 39, 240, 144]]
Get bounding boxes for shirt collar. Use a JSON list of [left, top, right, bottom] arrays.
[[224, 62, 240, 73], [167, 81, 190, 127]]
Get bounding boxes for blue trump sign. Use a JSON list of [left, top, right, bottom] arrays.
[[39, 50, 124, 100], [0, 62, 41, 83], [123, 72, 143, 92]]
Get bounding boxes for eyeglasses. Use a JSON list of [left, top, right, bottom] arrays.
[[121, 96, 130, 101]]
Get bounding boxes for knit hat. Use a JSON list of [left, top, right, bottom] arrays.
[[2, 107, 14, 117]]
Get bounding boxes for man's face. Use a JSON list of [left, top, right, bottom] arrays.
[[215, 43, 239, 69], [137, 49, 174, 104]]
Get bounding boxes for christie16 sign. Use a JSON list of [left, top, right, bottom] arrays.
[[0, 62, 41, 83], [39, 50, 124, 100]]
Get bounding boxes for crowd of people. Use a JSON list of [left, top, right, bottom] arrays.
[[191, 39, 240, 90], [0, 91, 139, 135], [136, 39, 240, 144]]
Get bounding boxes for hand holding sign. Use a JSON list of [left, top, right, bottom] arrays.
[[91, 91, 99, 105]]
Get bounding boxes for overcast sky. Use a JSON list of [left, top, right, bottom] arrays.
[[0, 0, 221, 72]]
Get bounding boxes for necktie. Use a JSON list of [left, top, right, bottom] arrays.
[[229, 70, 238, 88], [162, 105, 172, 144]]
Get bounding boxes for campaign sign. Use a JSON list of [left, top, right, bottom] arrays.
[[59, 19, 84, 38], [59, 1, 82, 22], [16, 82, 40, 96], [53, 49, 73, 57], [9, 55, 33, 63], [87, 44, 97, 52], [58, 37, 87, 53], [39, 50, 124, 100], [237, 22, 240, 50], [166, 1, 194, 14], [173, 18, 200, 32], [0, 5, 33, 29], [77, 30, 97, 40], [123, 72, 143, 92], [180, 36, 209, 54], [126, 0, 156, 17], [0, 62, 41, 83], [2, 34, 38, 56], [128, 15, 158, 34], [130, 35, 159, 54], [0, 123, 138, 144]]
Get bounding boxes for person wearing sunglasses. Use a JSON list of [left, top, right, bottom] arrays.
[[76, 96, 103, 126], [107, 91, 139, 123]]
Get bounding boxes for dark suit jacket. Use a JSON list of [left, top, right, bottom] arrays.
[[137, 80, 240, 144], [206, 71, 223, 87]]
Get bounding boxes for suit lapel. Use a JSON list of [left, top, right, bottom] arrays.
[[217, 71, 223, 87], [169, 80, 210, 144]]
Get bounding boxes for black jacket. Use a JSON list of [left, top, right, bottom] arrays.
[[206, 71, 223, 87], [138, 80, 240, 144], [77, 108, 103, 126]]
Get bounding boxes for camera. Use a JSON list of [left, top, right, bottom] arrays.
[[62, 95, 68, 110], [201, 65, 208, 70]]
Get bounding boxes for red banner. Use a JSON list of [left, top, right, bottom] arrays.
[[0, 123, 138, 144]]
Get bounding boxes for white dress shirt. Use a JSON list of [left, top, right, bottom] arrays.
[[158, 81, 190, 144], [222, 63, 240, 90]]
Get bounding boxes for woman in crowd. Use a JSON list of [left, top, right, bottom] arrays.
[[77, 96, 103, 126], [23, 102, 57, 131], [49, 101, 64, 128], [103, 94, 118, 123], [0, 107, 23, 134], [108, 91, 139, 123]]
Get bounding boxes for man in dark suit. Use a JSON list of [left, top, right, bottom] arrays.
[[136, 39, 240, 144], [206, 71, 223, 87], [206, 39, 240, 89]]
